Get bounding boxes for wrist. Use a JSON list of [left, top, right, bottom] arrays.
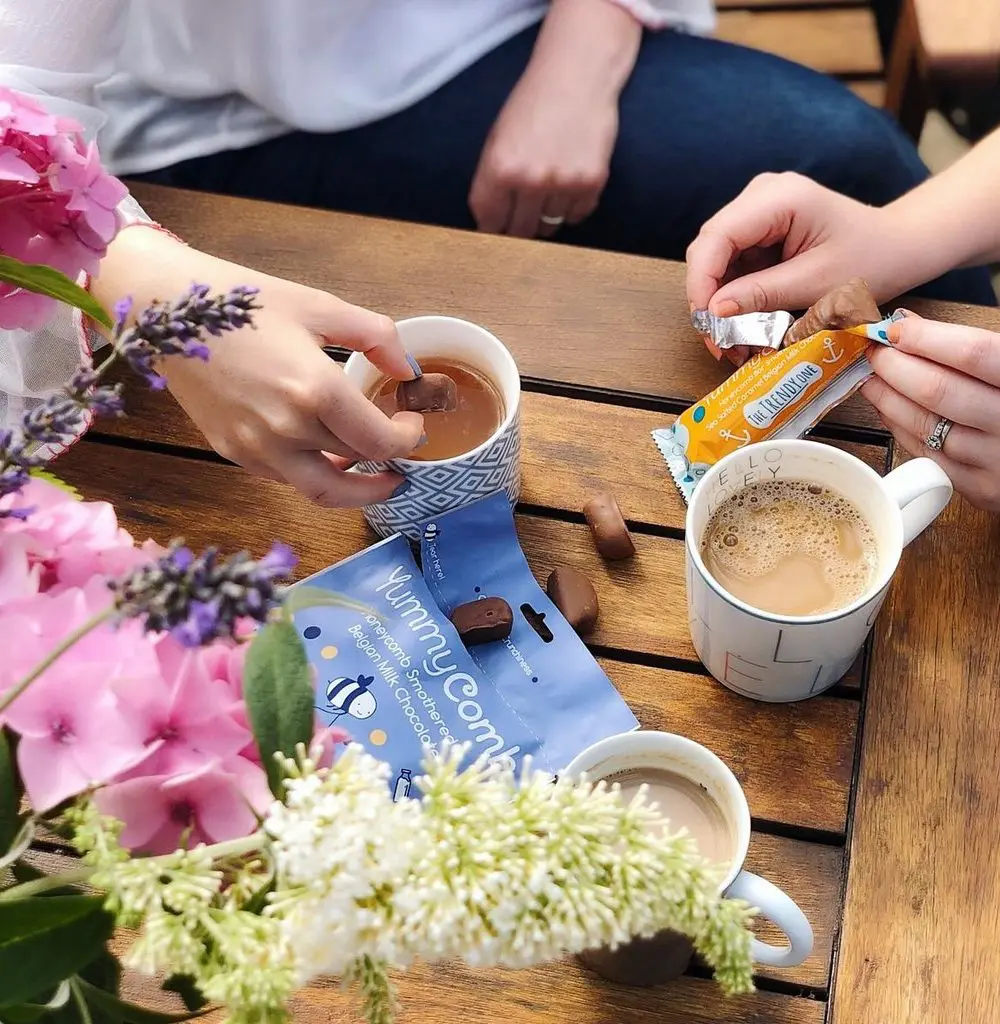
[[871, 200, 967, 299], [529, 0, 642, 102]]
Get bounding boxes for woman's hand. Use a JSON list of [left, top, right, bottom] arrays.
[[94, 229, 424, 508], [863, 313, 1000, 511], [468, 0, 640, 239], [686, 173, 908, 317], [469, 63, 618, 239]]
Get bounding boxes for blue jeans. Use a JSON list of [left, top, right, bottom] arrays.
[[135, 25, 997, 306]]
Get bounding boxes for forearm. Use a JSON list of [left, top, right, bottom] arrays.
[[878, 126, 1000, 294], [525, 0, 642, 99]]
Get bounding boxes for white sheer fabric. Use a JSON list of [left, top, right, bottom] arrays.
[[0, 0, 716, 434]]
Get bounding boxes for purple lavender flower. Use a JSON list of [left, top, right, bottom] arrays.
[[117, 283, 260, 388], [109, 539, 297, 647], [68, 367, 125, 418]]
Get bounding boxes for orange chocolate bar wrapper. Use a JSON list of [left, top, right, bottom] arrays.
[[652, 314, 900, 502]]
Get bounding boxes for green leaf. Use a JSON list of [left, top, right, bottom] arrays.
[[0, 896, 114, 1007], [243, 617, 316, 797], [74, 979, 207, 1024], [0, 730, 22, 858], [27, 470, 81, 501], [160, 978, 205, 1015], [282, 585, 373, 618], [0, 256, 112, 329], [0, 982, 71, 1023]]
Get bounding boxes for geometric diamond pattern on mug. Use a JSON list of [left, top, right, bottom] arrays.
[[361, 418, 521, 538]]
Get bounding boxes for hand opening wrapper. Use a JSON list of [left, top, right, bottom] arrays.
[[658, 281, 903, 502]]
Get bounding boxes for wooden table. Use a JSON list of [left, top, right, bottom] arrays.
[[55, 184, 1000, 1024]]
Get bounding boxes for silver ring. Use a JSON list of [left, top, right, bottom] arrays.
[[924, 416, 953, 452], [539, 214, 565, 227]]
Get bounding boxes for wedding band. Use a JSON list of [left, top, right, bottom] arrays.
[[539, 214, 566, 227], [925, 417, 953, 452]]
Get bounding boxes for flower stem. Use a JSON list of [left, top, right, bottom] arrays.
[[69, 977, 94, 1024], [0, 867, 94, 901], [0, 609, 114, 714]]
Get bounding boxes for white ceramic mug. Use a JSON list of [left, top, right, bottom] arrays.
[[343, 316, 521, 541], [687, 439, 952, 702], [563, 730, 814, 977]]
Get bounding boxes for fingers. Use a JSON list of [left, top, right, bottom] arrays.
[[685, 173, 799, 312], [280, 451, 406, 508], [507, 189, 548, 239], [469, 165, 515, 234], [307, 292, 415, 381], [537, 196, 574, 240], [868, 344, 999, 432], [860, 377, 983, 465], [314, 363, 425, 461], [888, 317, 1000, 389]]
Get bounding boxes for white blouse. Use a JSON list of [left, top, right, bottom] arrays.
[[0, 0, 716, 432]]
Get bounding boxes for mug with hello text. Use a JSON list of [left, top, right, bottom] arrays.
[[686, 439, 953, 702]]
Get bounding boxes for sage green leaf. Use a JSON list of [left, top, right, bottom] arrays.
[[0, 729, 22, 857], [0, 981, 71, 1023], [75, 978, 209, 1024], [0, 256, 112, 329], [282, 585, 372, 618], [0, 896, 114, 1007], [243, 617, 316, 796]]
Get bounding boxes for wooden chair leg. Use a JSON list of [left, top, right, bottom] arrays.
[[885, 0, 931, 139]]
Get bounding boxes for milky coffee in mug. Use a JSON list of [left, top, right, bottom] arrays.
[[700, 478, 879, 617]]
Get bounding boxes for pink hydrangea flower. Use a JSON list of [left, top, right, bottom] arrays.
[[0, 86, 125, 330], [96, 759, 273, 854], [0, 479, 161, 603], [114, 634, 253, 777], [1, 583, 159, 811]]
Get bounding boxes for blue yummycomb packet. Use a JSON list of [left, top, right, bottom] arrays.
[[289, 534, 548, 799], [420, 493, 639, 772]]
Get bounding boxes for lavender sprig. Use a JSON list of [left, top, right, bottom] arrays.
[[109, 540, 297, 647], [114, 284, 260, 389], [0, 283, 260, 517]]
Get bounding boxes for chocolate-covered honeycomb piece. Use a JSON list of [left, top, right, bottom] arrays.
[[396, 372, 458, 413], [450, 597, 513, 645], [583, 491, 635, 561], [546, 566, 599, 635]]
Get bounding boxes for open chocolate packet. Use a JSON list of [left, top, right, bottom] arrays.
[[656, 280, 903, 502], [421, 492, 639, 773], [291, 534, 549, 799]]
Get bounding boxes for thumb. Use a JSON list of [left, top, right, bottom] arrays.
[[307, 292, 416, 381], [708, 250, 838, 317]]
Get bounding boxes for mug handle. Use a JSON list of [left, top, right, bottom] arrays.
[[726, 870, 814, 968], [881, 457, 953, 547]]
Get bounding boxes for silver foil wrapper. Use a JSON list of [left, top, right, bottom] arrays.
[[691, 309, 794, 351]]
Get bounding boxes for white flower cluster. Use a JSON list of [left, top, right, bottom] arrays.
[[264, 745, 755, 1003]]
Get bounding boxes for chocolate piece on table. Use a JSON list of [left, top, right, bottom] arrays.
[[396, 372, 458, 413], [450, 597, 513, 645], [784, 278, 881, 346], [583, 491, 635, 561], [546, 566, 600, 635]]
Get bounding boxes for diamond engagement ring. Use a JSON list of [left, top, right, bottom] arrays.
[[925, 417, 953, 452], [539, 214, 566, 227]]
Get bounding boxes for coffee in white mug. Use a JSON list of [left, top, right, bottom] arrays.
[[700, 479, 878, 617]]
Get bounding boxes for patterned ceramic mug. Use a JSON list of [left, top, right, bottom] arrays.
[[686, 439, 953, 702], [343, 316, 521, 541]]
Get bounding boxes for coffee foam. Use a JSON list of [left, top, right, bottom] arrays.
[[701, 479, 877, 613]]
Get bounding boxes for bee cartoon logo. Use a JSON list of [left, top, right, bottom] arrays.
[[323, 674, 377, 721], [422, 522, 439, 544]]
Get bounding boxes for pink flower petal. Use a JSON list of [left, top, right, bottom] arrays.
[[96, 775, 170, 850], [18, 734, 92, 812], [0, 147, 40, 183]]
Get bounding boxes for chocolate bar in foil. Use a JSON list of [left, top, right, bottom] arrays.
[[691, 309, 794, 352]]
